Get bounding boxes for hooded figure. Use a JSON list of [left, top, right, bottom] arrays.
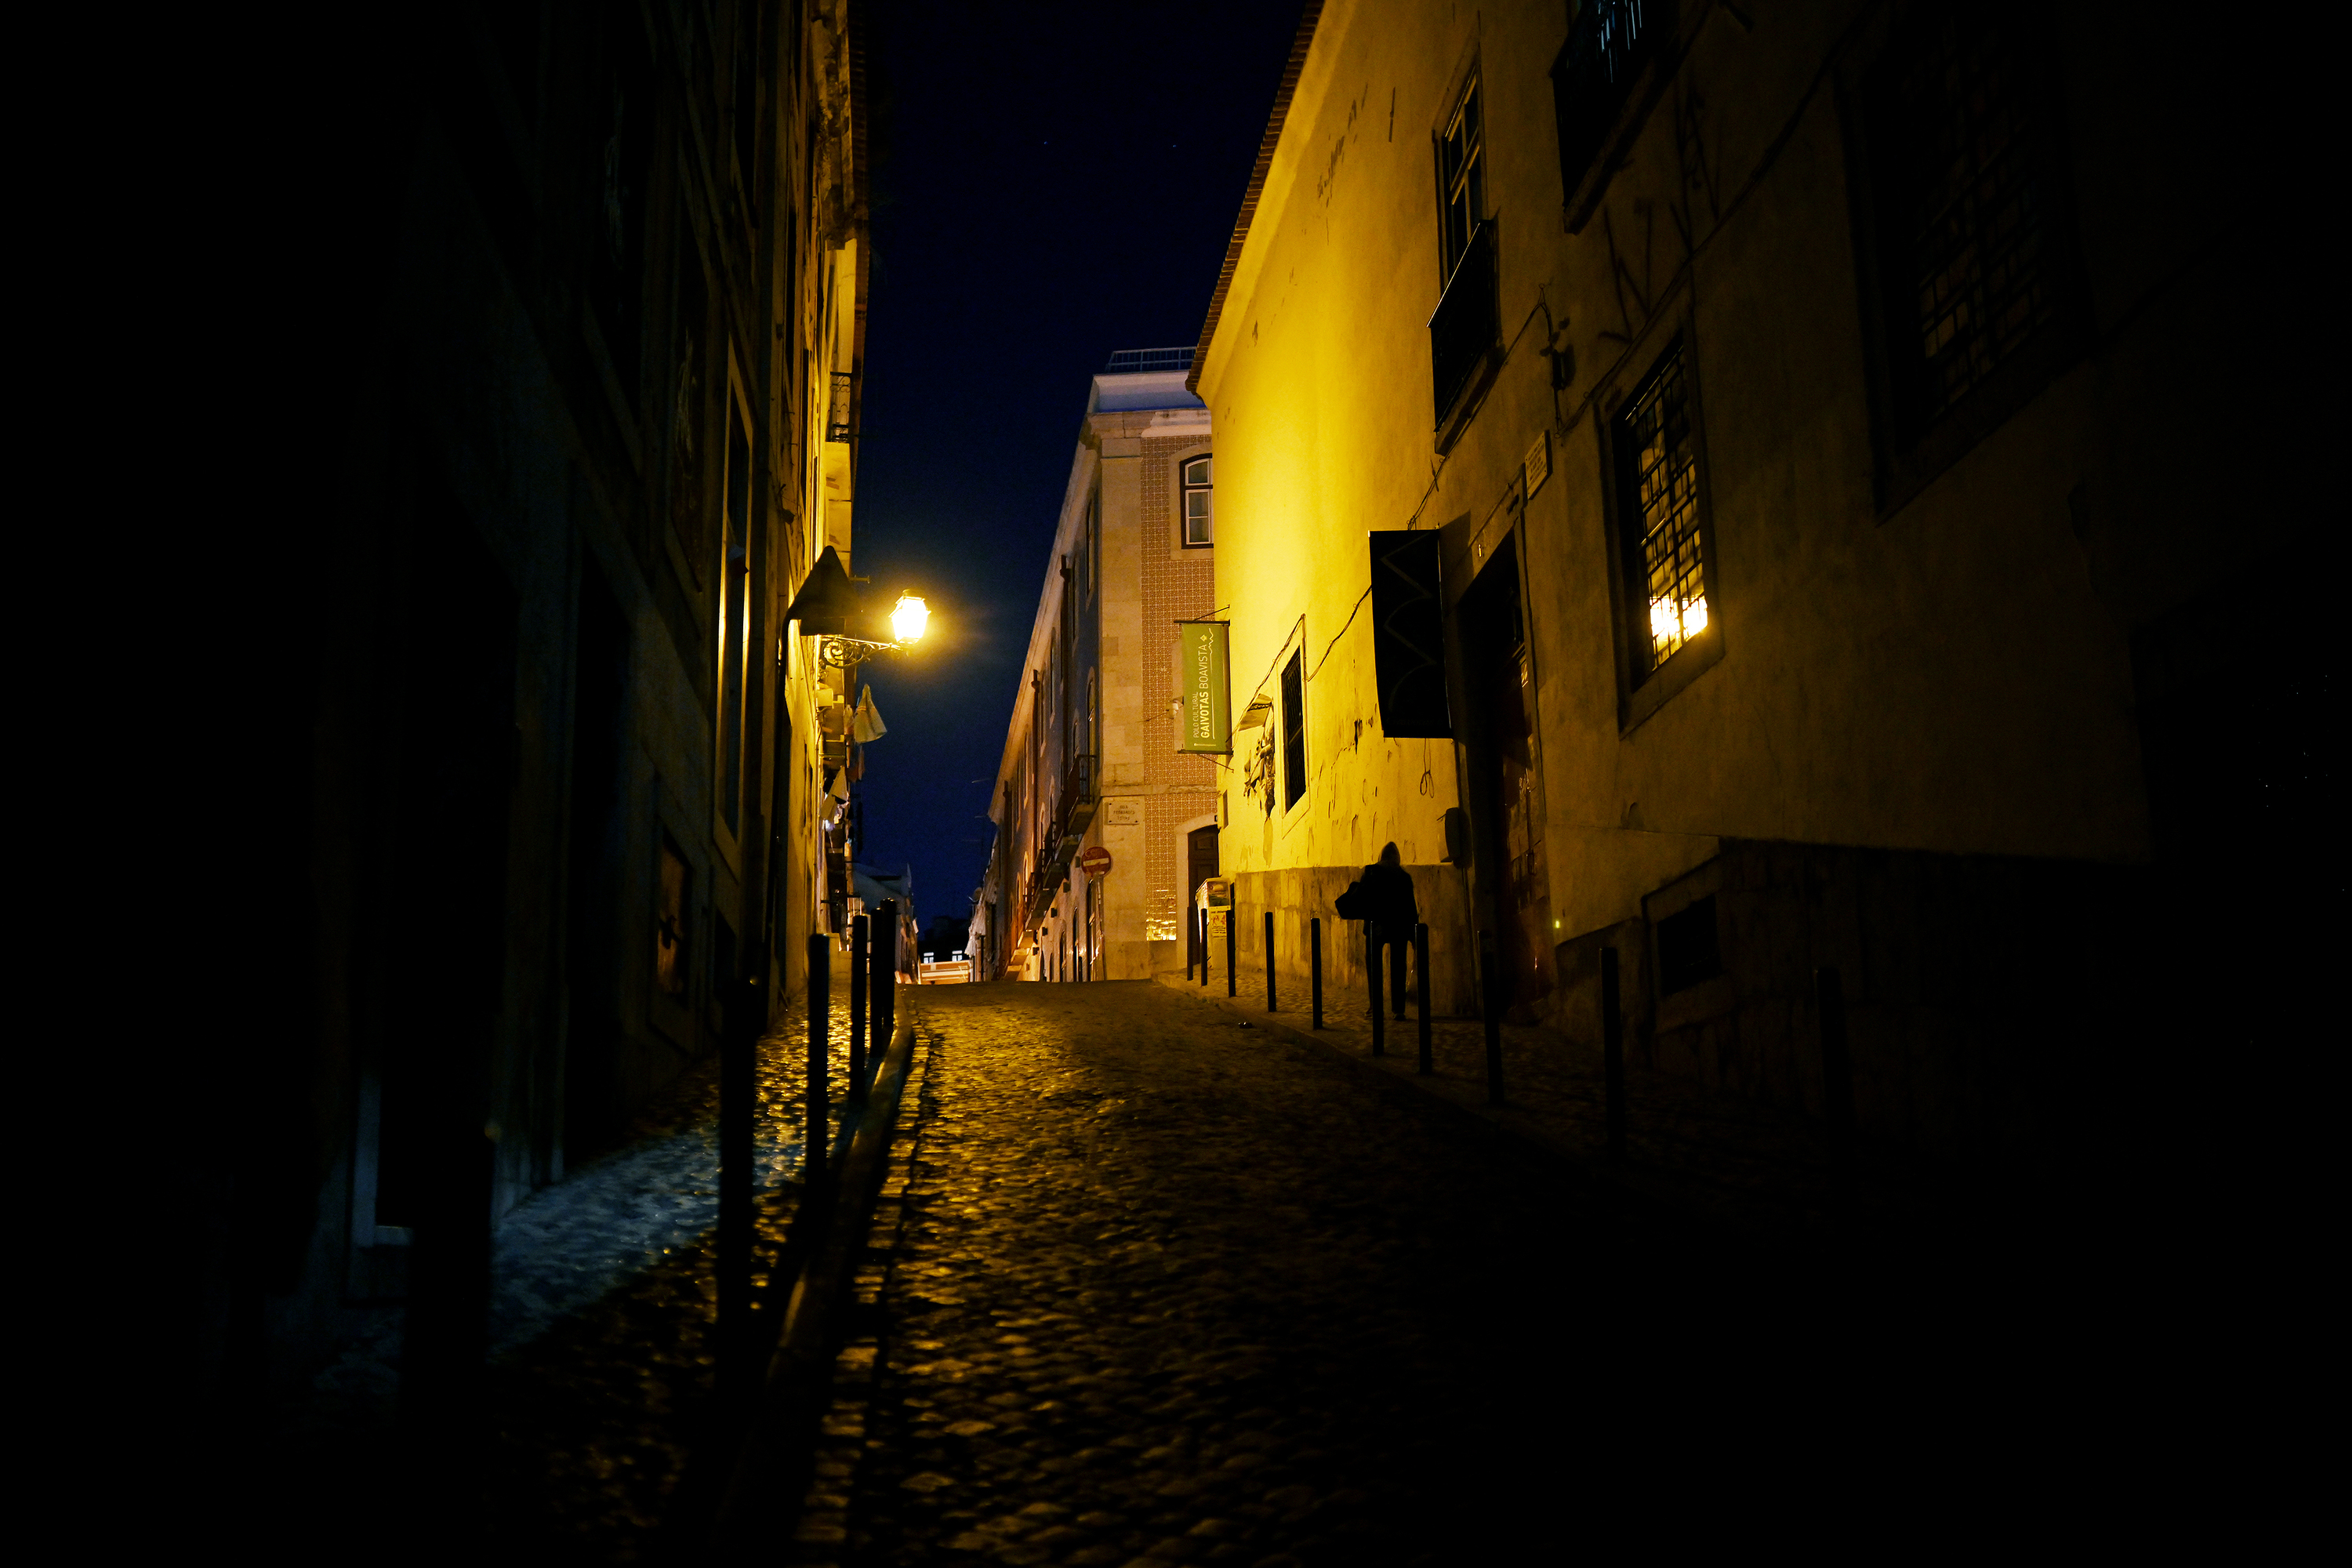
[[1360, 842, 1419, 1019]]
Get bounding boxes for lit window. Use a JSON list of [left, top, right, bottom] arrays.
[[1617, 339, 1708, 673], [1181, 456, 1213, 546]]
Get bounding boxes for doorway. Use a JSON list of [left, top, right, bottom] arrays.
[[1459, 536, 1552, 1018], [1185, 824, 1219, 973]]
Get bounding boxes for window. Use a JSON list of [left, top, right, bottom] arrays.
[[1084, 486, 1100, 599], [1181, 456, 1212, 546], [1279, 648, 1306, 811], [718, 389, 752, 839], [1868, 7, 2060, 435], [1617, 338, 1708, 676], [1550, 0, 1671, 206], [1656, 895, 1722, 994], [1438, 75, 1485, 280], [1431, 72, 1500, 433]]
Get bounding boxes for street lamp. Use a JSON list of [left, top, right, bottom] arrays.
[[890, 593, 930, 645], [784, 547, 935, 673]]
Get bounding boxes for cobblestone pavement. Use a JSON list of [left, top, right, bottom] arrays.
[[259, 996, 868, 1560], [788, 980, 1987, 1567], [1153, 970, 1907, 1237]]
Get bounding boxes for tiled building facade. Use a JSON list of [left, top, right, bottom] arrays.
[[982, 354, 1218, 981]]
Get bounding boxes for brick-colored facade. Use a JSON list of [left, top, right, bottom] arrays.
[[980, 361, 1214, 979]]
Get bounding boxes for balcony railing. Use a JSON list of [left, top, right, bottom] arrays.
[[1102, 347, 1195, 374], [1429, 221, 1500, 427], [1018, 753, 1100, 933]]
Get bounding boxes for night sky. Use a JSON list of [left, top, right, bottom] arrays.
[[844, 1, 1306, 935]]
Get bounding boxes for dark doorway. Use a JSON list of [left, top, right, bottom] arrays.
[[1458, 536, 1552, 1018], [1186, 824, 1219, 972], [563, 564, 630, 1170]]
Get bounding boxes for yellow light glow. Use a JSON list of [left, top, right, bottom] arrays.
[[1648, 593, 1708, 654], [891, 593, 930, 645]]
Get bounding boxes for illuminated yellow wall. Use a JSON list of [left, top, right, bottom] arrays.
[[1199, 0, 2159, 964]]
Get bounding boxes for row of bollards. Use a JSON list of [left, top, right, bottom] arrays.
[[1192, 903, 1863, 1192], [715, 903, 897, 1387]]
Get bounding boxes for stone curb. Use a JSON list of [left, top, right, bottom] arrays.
[[708, 1002, 923, 1552]]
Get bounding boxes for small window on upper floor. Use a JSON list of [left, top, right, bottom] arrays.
[[1868, 5, 2061, 437], [1181, 456, 1213, 547], [1438, 75, 1485, 282]]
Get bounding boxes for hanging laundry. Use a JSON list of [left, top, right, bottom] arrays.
[[851, 685, 888, 742]]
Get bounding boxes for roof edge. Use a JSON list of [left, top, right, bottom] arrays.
[[1185, 0, 1327, 397]]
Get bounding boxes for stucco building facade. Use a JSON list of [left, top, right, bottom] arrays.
[[1186, 0, 2310, 1164]]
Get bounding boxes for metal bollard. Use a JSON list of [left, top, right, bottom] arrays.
[[849, 915, 869, 1095], [1602, 946, 1626, 1162], [1480, 930, 1504, 1105], [1310, 916, 1324, 1030], [1198, 907, 1208, 987], [873, 900, 897, 1079], [1817, 967, 1856, 1190], [1367, 925, 1385, 1058], [1265, 910, 1277, 1012], [804, 934, 829, 1184], [1414, 922, 1433, 1075], [1225, 906, 1237, 998]]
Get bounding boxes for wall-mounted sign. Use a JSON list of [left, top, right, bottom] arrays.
[[1177, 620, 1231, 754], [1078, 846, 1112, 879]]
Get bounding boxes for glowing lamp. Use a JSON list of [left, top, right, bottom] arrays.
[[891, 593, 931, 645]]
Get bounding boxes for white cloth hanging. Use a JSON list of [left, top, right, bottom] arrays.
[[851, 685, 888, 742]]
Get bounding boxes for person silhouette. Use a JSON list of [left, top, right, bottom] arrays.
[[1360, 842, 1419, 1020]]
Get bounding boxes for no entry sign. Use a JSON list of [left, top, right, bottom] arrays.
[[1078, 846, 1112, 878]]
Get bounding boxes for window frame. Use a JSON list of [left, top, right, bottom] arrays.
[[1180, 454, 1213, 548], [1549, 0, 1680, 233], [1279, 648, 1308, 813], [1599, 325, 1723, 734], [1436, 71, 1486, 284], [1841, 0, 2089, 517]]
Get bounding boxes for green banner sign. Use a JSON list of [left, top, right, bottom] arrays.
[[1177, 620, 1230, 754]]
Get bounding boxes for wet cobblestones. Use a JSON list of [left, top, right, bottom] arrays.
[[792, 980, 1632, 1567], [1153, 971, 1917, 1236], [263, 998, 866, 1560]]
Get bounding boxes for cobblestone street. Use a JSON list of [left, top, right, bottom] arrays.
[[793, 980, 2020, 1566]]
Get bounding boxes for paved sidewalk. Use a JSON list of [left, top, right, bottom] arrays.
[[1152, 970, 1922, 1238], [256, 996, 869, 1559]]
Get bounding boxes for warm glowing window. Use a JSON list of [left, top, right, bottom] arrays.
[[1617, 339, 1708, 673], [1181, 456, 1213, 546], [1439, 75, 1485, 281], [1871, 9, 2057, 430]]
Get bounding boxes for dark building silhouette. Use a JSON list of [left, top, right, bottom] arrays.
[[194, 0, 877, 1428]]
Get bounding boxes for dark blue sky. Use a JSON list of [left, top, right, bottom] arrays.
[[846, 1, 1305, 933]]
